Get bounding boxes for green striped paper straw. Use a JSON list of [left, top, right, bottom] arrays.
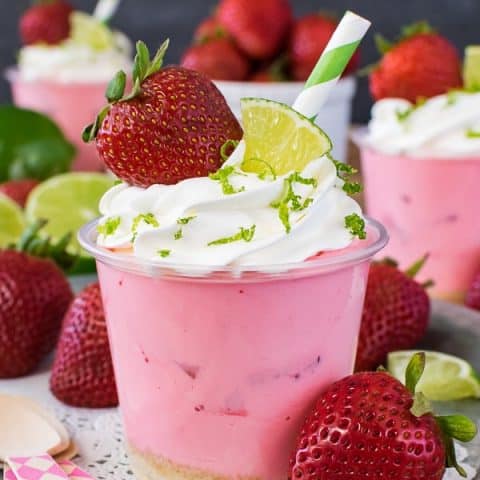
[[293, 11, 371, 118], [93, 0, 122, 23]]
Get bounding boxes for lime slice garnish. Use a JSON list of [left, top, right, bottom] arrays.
[[388, 350, 480, 401], [25, 173, 113, 256], [240, 98, 332, 176], [70, 12, 114, 51], [0, 195, 26, 248], [464, 45, 480, 91]]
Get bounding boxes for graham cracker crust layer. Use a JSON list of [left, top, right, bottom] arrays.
[[128, 445, 261, 480]]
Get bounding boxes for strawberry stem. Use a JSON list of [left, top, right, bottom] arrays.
[[83, 38, 170, 143]]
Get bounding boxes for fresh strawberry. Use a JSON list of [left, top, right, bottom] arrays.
[[0, 221, 73, 378], [193, 17, 229, 44], [289, 13, 360, 81], [217, 0, 293, 60], [50, 282, 118, 408], [466, 271, 480, 311], [370, 23, 462, 102], [0, 179, 39, 208], [290, 353, 477, 480], [19, 0, 73, 46], [181, 38, 250, 81], [249, 56, 288, 82], [355, 257, 430, 372], [84, 40, 243, 187]]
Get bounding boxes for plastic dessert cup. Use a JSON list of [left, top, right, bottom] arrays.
[[354, 131, 480, 302], [79, 217, 387, 480], [215, 77, 356, 163], [7, 69, 107, 172]]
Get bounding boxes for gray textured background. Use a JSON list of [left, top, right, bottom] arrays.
[[1, 0, 479, 122]]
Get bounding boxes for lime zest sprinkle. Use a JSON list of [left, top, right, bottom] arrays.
[[177, 216, 196, 225], [208, 225, 256, 246], [209, 166, 246, 195], [97, 216, 121, 236], [446, 90, 459, 106], [243, 157, 277, 180], [345, 213, 366, 240], [220, 139, 240, 162], [173, 216, 196, 241], [328, 154, 363, 196], [342, 181, 363, 195], [132, 213, 159, 234], [113, 179, 123, 186], [157, 249, 171, 258], [271, 173, 317, 234], [395, 97, 426, 122], [466, 128, 480, 138]]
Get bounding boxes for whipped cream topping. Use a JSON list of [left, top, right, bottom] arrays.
[[17, 32, 132, 83], [365, 92, 480, 157], [96, 143, 363, 270]]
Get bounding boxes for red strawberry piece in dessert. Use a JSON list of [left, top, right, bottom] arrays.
[[193, 17, 230, 44], [370, 22, 463, 102], [20, 0, 73, 46], [355, 256, 430, 372], [50, 282, 118, 408], [217, 0, 293, 60], [0, 179, 39, 208], [289, 13, 360, 82], [290, 353, 477, 480], [466, 271, 480, 311], [84, 40, 243, 187], [0, 220, 73, 378], [181, 38, 250, 81]]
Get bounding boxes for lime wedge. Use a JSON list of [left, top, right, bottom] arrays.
[[464, 45, 480, 90], [25, 173, 113, 256], [388, 350, 480, 401], [70, 12, 114, 51], [240, 98, 332, 176], [0, 195, 26, 248]]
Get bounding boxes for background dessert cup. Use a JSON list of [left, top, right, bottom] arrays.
[[354, 129, 480, 302], [215, 77, 356, 162], [7, 69, 108, 172], [79, 218, 387, 480]]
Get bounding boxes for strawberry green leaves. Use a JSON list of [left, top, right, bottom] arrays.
[[402, 352, 478, 478], [13, 219, 78, 271], [106, 70, 127, 103], [375, 21, 435, 55], [438, 415, 477, 478], [405, 352, 426, 394], [83, 39, 170, 143]]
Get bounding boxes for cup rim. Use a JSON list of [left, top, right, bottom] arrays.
[[78, 216, 388, 282]]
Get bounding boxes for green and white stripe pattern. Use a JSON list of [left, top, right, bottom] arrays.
[[93, 0, 122, 23], [292, 11, 371, 118]]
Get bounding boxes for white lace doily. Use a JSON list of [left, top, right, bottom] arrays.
[[0, 368, 478, 479]]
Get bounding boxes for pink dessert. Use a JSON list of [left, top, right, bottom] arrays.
[[9, 75, 108, 171], [10, 8, 132, 171], [80, 220, 387, 480], [360, 147, 480, 301], [79, 31, 384, 479]]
